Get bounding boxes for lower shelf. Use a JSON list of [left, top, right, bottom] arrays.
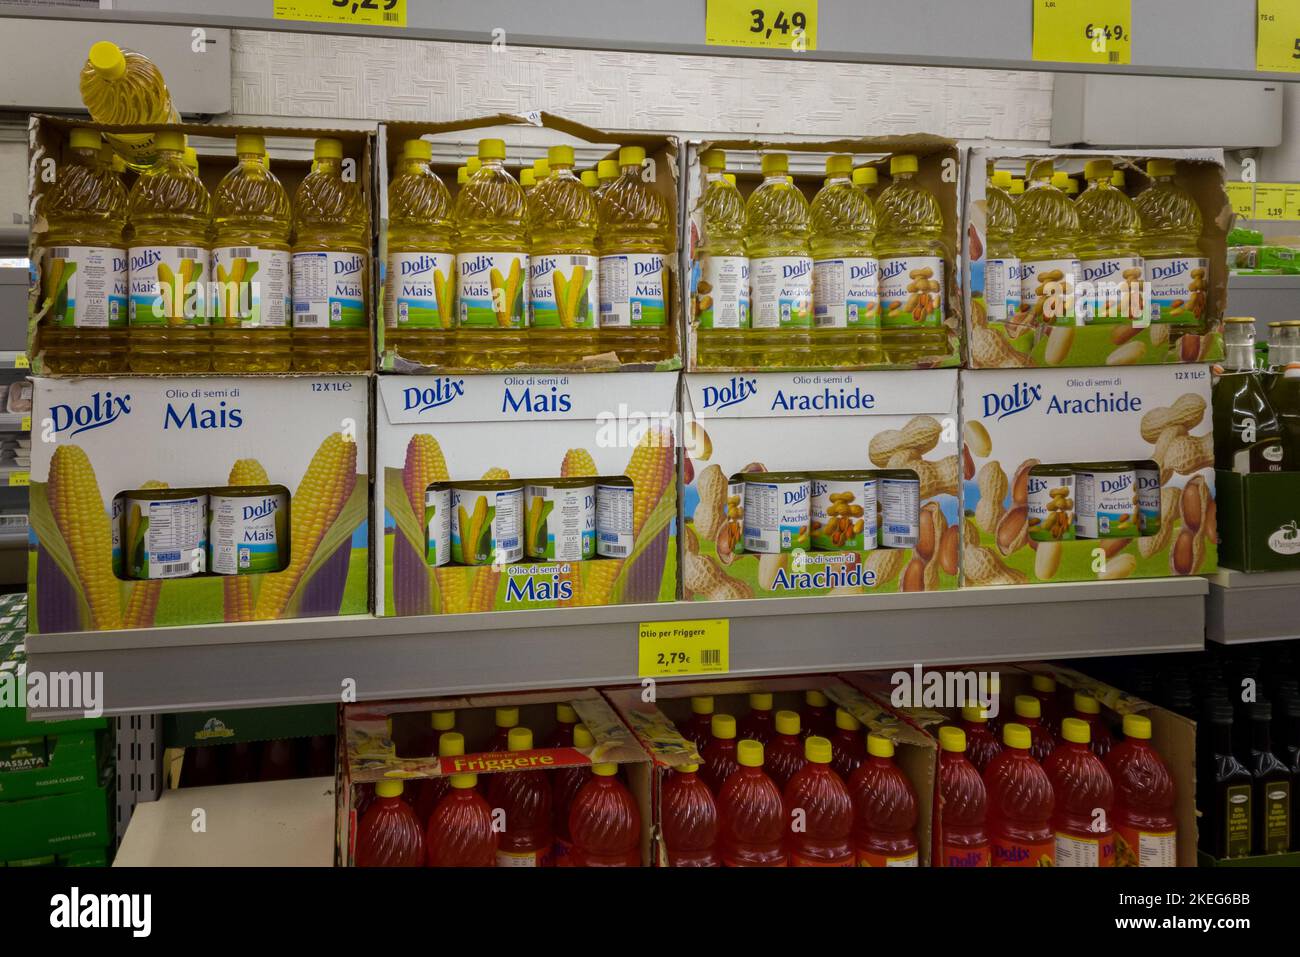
[[1207, 567, 1300, 645], [23, 578, 1208, 717]]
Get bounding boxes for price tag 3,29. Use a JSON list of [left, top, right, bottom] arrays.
[[274, 0, 406, 28], [638, 619, 730, 678]]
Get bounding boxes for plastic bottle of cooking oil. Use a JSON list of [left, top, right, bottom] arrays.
[[854, 165, 879, 201], [811, 154, 879, 367], [581, 170, 598, 189], [520, 168, 536, 193], [1134, 159, 1207, 331], [695, 148, 750, 367], [596, 159, 619, 196], [78, 41, 178, 170], [527, 144, 599, 365], [126, 129, 210, 373], [533, 158, 550, 184], [1009, 177, 1025, 198], [456, 167, 468, 186], [598, 145, 672, 364], [292, 137, 370, 372], [983, 169, 1021, 329], [454, 137, 528, 368], [211, 133, 292, 373], [38, 128, 129, 374], [1074, 158, 1144, 326], [745, 152, 812, 366], [1111, 169, 1126, 189], [1013, 159, 1080, 338], [384, 138, 454, 367], [875, 154, 947, 363]]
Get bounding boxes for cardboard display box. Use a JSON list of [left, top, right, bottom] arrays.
[[681, 370, 961, 600], [684, 136, 963, 373], [604, 675, 936, 866], [28, 376, 370, 633], [377, 114, 681, 373], [374, 372, 677, 616], [0, 731, 104, 803], [28, 114, 375, 376], [963, 147, 1228, 370], [0, 769, 113, 861], [959, 365, 1217, 586], [338, 689, 653, 867], [1214, 470, 1300, 572]]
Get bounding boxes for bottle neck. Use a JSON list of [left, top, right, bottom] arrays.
[[1223, 341, 1257, 371], [705, 169, 726, 183], [1252, 718, 1273, 752], [313, 156, 341, 175], [1212, 721, 1234, 754], [825, 173, 850, 186]]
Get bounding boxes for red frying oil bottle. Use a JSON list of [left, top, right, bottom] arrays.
[[1105, 714, 1178, 867], [701, 713, 740, 793], [545, 702, 579, 749], [426, 772, 498, 867], [830, 708, 866, 781], [738, 692, 775, 745], [933, 726, 990, 867], [550, 723, 595, 866], [682, 696, 715, 755], [960, 704, 1003, 774], [1070, 692, 1115, 758], [783, 735, 854, 866], [717, 740, 787, 866], [984, 723, 1055, 867], [661, 763, 720, 866], [1013, 694, 1056, 762], [1043, 717, 1115, 867], [801, 689, 834, 739], [355, 779, 424, 867], [765, 710, 807, 790], [487, 726, 553, 867], [569, 762, 641, 866], [848, 733, 919, 867], [413, 730, 465, 824]]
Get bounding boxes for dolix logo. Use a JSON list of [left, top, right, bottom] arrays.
[[701, 376, 758, 411], [981, 382, 1043, 421], [49, 392, 131, 436]]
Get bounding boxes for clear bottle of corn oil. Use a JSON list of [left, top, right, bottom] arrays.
[[695, 148, 750, 367], [38, 127, 129, 373], [292, 137, 370, 372], [78, 40, 178, 170]]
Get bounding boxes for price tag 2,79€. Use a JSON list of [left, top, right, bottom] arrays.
[[638, 619, 730, 678]]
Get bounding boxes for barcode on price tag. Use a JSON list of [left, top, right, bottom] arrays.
[[638, 619, 730, 677]]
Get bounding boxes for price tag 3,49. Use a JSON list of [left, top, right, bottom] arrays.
[[638, 619, 730, 678], [705, 0, 817, 52]]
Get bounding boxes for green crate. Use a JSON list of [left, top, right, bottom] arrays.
[[58, 847, 111, 867], [0, 732, 103, 802], [1198, 849, 1300, 867], [164, 705, 336, 748], [0, 771, 112, 860], [1215, 470, 1300, 572]]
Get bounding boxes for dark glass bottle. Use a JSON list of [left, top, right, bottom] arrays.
[[1200, 700, 1252, 859], [1243, 701, 1293, 855], [1282, 695, 1300, 851], [1212, 318, 1287, 473]]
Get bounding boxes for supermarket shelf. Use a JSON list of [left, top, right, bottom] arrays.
[[0, 352, 28, 371], [1207, 566, 1300, 645], [25, 578, 1207, 717], [1225, 275, 1300, 330], [0, 413, 28, 430], [1, 0, 1282, 82]]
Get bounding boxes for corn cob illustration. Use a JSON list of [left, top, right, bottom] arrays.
[[561, 448, 598, 479], [254, 432, 357, 620], [469, 565, 500, 611], [433, 268, 451, 329], [122, 479, 168, 629], [222, 459, 270, 623], [589, 427, 675, 606], [434, 567, 469, 613], [480, 467, 510, 481], [47, 444, 121, 630], [557, 448, 599, 606], [553, 271, 571, 327], [396, 434, 449, 616]]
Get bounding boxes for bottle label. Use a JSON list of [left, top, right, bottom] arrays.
[[1146, 257, 1208, 324], [457, 251, 527, 330], [599, 252, 666, 328], [814, 257, 880, 329], [751, 256, 813, 329], [529, 254, 598, 329], [1054, 831, 1115, 867], [856, 849, 919, 867], [1115, 826, 1176, 867], [1224, 783, 1252, 857], [1020, 258, 1079, 326], [790, 851, 855, 867], [386, 251, 455, 329], [292, 251, 366, 328], [128, 245, 209, 326], [1262, 780, 1291, 854], [698, 255, 749, 329], [495, 848, 547, 867], [212, 246, 290, 328], [1232, 436, 1286, 475], [45, 246, 127, 329], [879, 256, 943, 329], [130, 496, 207, 580], [939, 842, 991, 867], [595, 482, 635, 559], [984, 256, 1020, 323], [1077, 256, 1144, 323], [991, 835, 1055, 867]]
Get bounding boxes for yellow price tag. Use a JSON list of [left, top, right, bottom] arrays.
[[1286, 186, 1300, 222], [13, 354, 28, 369], [1226, 182, 1255, 219], [638, 619, 729, 678], [19, 416, 30, 433], [705, 0, 817, 52], [274, 0, 405, 28], [1032, 0, 1131, 65], [1255, 183, 1289, 221], [1257, 0, 1300, 73], [8, 471, 28, 488]]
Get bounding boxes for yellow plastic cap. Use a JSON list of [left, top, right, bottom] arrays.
[[805, 689, 828, 708], [852, 167, 877, 187], [1084, 159, 1113, 182], [805, 735, 832, 764], [1066, 178, 1080, 194], [775, 710, 800, 736], [88, 41, 127, 80], [939, 726, 966, 753], [154, 131, 185, 153], [314, 137, 343, 160], [680, 763, 699, 774], [597, 159, 619, 181], [826, 154, 853, 175], [961, 704, 988, 724], [375, 779, 404, 799], [702, 149, 726, 171], [723, 172, 737, 186], [1123, 714, 1153, 740], [478, 138, 506, 161], [556, 702, 577, 724], [1051, 171, 1070, 189], [711, 714, 736, 739], [867, 733, 894, 759], [1074, 692, 1101, 716], [1003, 723, 1032, 750], [533, 157, 551, 178], [520, 168, 535, 187], [457, 167, 468, 184], [1031, 675, 1056, 694], [431, 710, 455, 732], [183, 147, 199, 170], [581, 170, 598, 188], [466, 156, 481, 173], [760, 153, 789, 175], [691, 696, 714, 716], [495, 707, 519, 729], [1110, 170, 1125, 187], [402, 139, 433, 161], [574, 724, 595, 749], [593, 762, 619, 777], [450, 773, 477, 789], [236, 133, 265, 156], [1061, 717, 1090, 745], [619, 146, 646, 167], [749, 693, 773, 711], [835, 708, 860, 732], [1147, 159, 1176, 178], [1009, 178, 1025, 195], [546, 145, 573, 167], [69, 129, 102, 151], [737, 739, 764, 768], [991, 169, 1013, 188], [439, 731, 465, 758], [890, 154, 919, 175], [507, 726, 533, 752], [1014, 694, 1041, 719]]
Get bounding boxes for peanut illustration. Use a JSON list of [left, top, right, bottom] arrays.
[[1137, 487, 1179, 558], [693, 464, 728, 540], [1106, 340, 1147, 365], [963, 421, 992, 458], [1034, 541, 1062, 580], [963, 542, 1028, 586], [974, 461, 1007, 535], [971, 323, 1033, 368], [995, 505, 1029, 555], [1158, 433, 1214, 484], [869, 415, 944, 467], [1010, 459, 1039, 508], [683, 549, 752, 601], [1097, 553, 1137, 580], [1140, 394, 1206, 443], [863, 548, 908, 589], [1044, 325, 1075, 366]]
